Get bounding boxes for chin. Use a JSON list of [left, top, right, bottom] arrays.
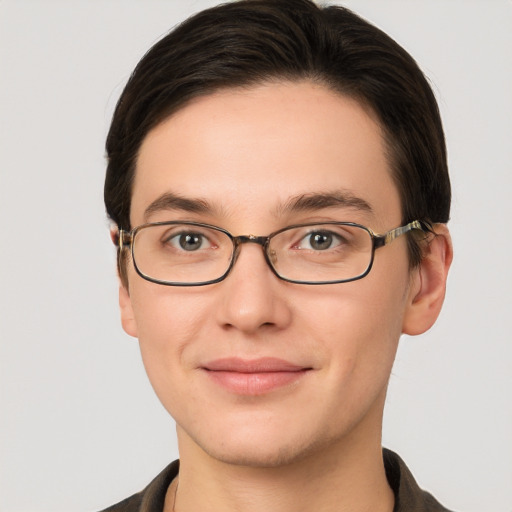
[[203, 441, 314, 468], [189, 422, 340, 469]]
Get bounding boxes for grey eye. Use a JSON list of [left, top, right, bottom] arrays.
[[178, 233, 205, 251], [307, 231, 335, 250]]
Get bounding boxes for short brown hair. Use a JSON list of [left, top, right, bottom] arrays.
[[105, 0, 450, 281]]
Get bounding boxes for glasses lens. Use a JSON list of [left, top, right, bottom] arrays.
[[269, 223, 373, 283], [133, 223, 233, 284]]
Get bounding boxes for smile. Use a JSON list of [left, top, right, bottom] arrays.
[[201, 357, 312, 395]]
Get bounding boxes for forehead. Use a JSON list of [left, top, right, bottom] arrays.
[[131, 81, 401, 231]]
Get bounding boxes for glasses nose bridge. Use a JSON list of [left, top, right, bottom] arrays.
[[231, 234, 272, 268], [235, 234, 269, 247]]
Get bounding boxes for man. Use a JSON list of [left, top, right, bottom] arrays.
[[102, 0, 453, 510]]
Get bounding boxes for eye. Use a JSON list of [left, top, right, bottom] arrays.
[[166, 231, 211, 251], [299, 230, 342, 251]]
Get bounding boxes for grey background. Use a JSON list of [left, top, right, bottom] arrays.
[[0, 1, 511, 510]]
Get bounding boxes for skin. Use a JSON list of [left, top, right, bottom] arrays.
[[119, 81, 452, 512]]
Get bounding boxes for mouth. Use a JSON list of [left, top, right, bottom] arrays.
[[201, 357, 313, 395]]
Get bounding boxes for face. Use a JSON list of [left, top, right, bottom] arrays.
[[121, 81, 418, 467]]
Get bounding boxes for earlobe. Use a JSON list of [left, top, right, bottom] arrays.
[[402, 225, 453, 336], [119, 283, 138, 338]]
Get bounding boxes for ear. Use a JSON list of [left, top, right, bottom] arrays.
[[119, 283, 138, 338], [402, 224, 453, 336]]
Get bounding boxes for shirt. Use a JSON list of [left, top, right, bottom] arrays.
[[100, 449, 454, 512]]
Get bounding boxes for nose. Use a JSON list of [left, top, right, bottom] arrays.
[[215, 242, 292, 335]]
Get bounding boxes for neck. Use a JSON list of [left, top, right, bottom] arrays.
[[167, 426, 394, 512]]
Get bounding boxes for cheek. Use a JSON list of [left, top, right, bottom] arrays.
[[128, 285, 211, 406], [130, 279, 212, 340], [297, 261, 410, 381]]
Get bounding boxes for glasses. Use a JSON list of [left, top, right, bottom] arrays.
[[117, 220, 425, 286]]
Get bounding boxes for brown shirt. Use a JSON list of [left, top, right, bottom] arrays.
[[100, 449, 454, 512]]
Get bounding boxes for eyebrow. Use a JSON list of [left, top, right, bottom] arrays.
[[143, 189, 374, 223], [277, 191, 374, 216], [143, 192, 214, 221]]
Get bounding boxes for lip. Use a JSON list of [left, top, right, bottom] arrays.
[[201, 357, 312, 395]]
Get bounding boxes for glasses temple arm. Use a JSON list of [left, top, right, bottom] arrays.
[[373, 220, 426, 249], [114, 229, 133, 250]]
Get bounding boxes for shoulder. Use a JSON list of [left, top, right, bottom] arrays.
[[384, 449, 455, 512], [98, 460, 179, 512], [99, 493, 142, 512]]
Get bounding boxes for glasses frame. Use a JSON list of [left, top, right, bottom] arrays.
[[118, 220, 426, 286]]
